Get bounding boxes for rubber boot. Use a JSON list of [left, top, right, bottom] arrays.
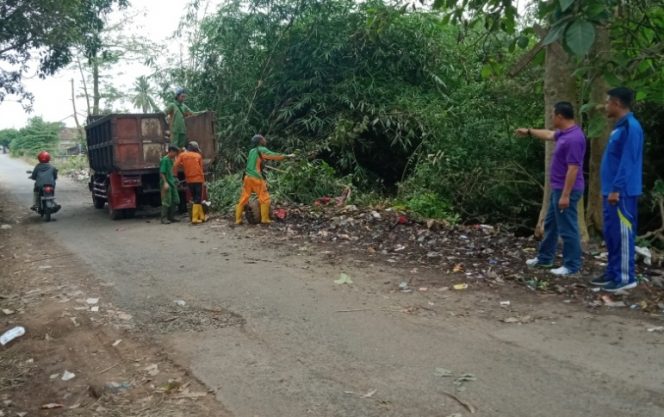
[[260, 204, 271, 224], [161, 206, 171, 224], [235, 205, 244, 225], [168, 205, 180, 222], [191, 204, 202, 224], [199, 204, 208, 223]]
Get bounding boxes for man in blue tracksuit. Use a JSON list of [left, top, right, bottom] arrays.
[[591, 87, 644, 292]]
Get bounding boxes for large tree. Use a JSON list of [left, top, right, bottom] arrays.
[[0, 0, 126, 107]]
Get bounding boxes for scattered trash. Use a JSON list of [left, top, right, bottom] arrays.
[[334, 273, 353, 285], [443, 391, 476, 414], [0, 224, 11, 230], [452, 263, 464, 273], [61, 370, 76, 381], [116, 311, 132, 321], [647, 326, 664, 333], [635, 246, 652, 266], [0, 326, 25, 346], [41, 403, 64, 409], [446, 414, 463, 417], [1, 309, 14, 315], [362, 389, 377, 398], [174, 299, 187, 307], [86, 297, 99, 305], [454, 373, 477, 391], [418, 287, 428, 292], [399, 282, 412, 293], [90, 306, 99, 312], [434, 367, 454, 378], [144, 363, 160, 377], [499, 301, 511, 307], [112, 339, 122, 347], [601, 295, 626, 308], [452, 283, 468, 290], [105, 381, 131, 393], [273, 208, 288, 220]]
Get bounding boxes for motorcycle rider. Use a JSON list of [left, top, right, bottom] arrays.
[[30, 151, 58, 211]]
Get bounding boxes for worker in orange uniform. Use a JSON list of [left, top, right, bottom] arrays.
[[235, 134, 294, 224], [174, 141, 206, 224]]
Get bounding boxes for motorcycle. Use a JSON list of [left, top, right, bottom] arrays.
[[27, 170, 61, 222]]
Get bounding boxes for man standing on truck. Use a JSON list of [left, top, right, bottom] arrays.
[[164, 88, 200, 149], [235, 134, 294, 225], [160, 145, 181, 224], [174, 141, 206, 224]]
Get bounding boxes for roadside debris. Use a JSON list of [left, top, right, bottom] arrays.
[[433, 367, 454, 378], [452, 283, 468, 290], [61, 370, 76, 381], [0, 224, 12, 230], [334, 273, 353, 285], [600, 295, 626, 308], [40, 403, 64, 409], [443, 391, 476, 414], [647, 326, 664, 333], [86, 297, 99, 305], [174, 299, 187, 307], [0, 326, 25, 346], [453, 373, 477, 392], [635, 246, 652, 266]]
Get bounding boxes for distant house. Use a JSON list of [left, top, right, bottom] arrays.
[[59, 127, 84, 155]]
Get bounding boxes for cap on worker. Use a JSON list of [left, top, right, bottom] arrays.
[[187, 141, 200, 151], [175, 87, 187, 99], [37, 151, 51, 163], [251, 134, 264, 146]]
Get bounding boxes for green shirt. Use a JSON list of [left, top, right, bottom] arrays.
[[245, 146, 285, 179], [160, 155, 176, 187], [164, 101, 193, 135]]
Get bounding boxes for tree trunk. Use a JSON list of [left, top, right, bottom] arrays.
[[92, 58, 100, 115], [70, 79, 84, 144], [536, 41, 587, 242], [76, 55, 91, 116], [586, 25, 611, 236]]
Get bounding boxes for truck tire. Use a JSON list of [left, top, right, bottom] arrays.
[[124, 209, 136, 219], [93, 195, 106, 209]]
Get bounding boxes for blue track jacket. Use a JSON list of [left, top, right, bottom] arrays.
[[600, 112, 644, 197]]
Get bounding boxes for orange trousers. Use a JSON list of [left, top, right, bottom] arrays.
[[238, 176, 270, 206]]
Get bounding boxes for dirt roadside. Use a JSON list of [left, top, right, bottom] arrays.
[[0, 189, 232, 417]]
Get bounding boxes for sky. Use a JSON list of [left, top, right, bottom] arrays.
[[0, 0, 223, 130]]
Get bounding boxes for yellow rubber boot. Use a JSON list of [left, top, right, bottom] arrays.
[[235, 205, 244, 225], [260, 204, 271, 224], [198, 204, 208, 223], [191, 204, 202, 224]]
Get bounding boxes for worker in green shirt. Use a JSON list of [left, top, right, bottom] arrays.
[[160, 145, 181, 224], [165, 88, 200, 149], [235, 134, 294, 224]]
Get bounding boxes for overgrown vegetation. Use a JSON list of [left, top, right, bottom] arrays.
[[180, 0, 543, 224], [3, 117, 62, 158]]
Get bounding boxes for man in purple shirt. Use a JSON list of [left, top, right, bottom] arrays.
[[516, 102, 587, 276]]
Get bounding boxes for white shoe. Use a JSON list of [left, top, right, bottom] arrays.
[[550, 266, 573, 276], [525, 257, 540, 266]]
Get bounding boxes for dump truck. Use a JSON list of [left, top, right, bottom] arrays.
[[86, 112, 217, 219]]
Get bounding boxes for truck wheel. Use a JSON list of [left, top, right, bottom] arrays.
[[93, 195, 106, 209], [123, 209, 136, 219]]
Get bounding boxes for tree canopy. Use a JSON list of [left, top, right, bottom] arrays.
[[0, 0, 126, 106]]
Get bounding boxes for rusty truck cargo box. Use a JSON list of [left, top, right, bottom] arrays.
[[86, 113, 167, 173], [185, 111, 217, 167]]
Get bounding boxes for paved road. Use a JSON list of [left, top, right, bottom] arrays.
[[1, 154, 662, 417]]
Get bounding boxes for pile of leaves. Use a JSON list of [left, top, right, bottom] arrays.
[[257, 202, 664, 315]]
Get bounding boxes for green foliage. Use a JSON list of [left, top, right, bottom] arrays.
[[55, 155, 89, 174], [0, 128, 20, 148], [268, 159, 350, 205], [208, 173, 243, 213], [9, 117, 63, 158], [0, 0, 127, 106], [400, 191, 460, 224]]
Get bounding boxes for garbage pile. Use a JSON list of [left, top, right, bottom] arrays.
[[265, 202, 664, 314]]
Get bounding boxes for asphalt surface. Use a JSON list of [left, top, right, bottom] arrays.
[[1, 153, 663, 417]]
